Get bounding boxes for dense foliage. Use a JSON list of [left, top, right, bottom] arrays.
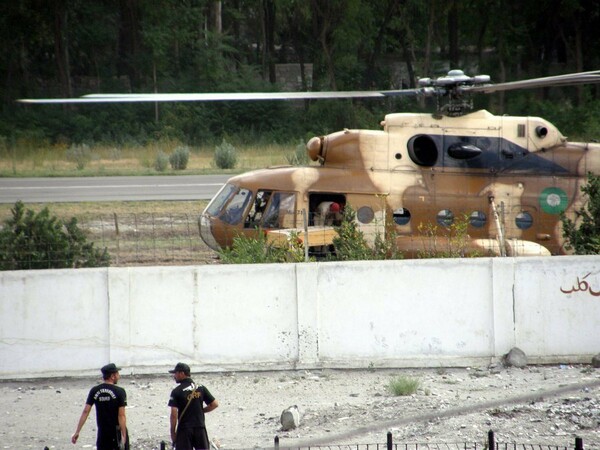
[[0, 202, 110, 270], [218, 205, 402, 263], [332, 206, 403, 261], [2, 1, 600, 147], [218, 230, 305, 263], [561, 173, 600, 254]]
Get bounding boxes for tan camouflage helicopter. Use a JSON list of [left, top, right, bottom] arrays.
[[20, 69, 600, 257]]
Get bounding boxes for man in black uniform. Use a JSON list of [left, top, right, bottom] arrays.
[[168, 362, 219, 450], [72, 363, 128, 450]]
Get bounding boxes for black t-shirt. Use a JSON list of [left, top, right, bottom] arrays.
[[168, 378, 215, 429], [86, 383, 127, 440]]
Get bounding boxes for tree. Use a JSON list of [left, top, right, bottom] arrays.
[[561, 173, 600, 255], [0, 201, 110, 270]]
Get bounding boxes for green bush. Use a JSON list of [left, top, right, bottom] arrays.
[[561, 172, 600, 254], [214, 139, 237, 169], [332, 205, 402, 261], [218, 232, 283, 264], [218, 231, 305, 264], [388, 376, 420, 396], [285, 139, 309, 166], [0, 201, 110, 270], [65, 143, 92, 170], [331, 206, 373, 260], [169, 146, 190, 170], [416, 213, 478, 258], [154, 150, 169, 172]]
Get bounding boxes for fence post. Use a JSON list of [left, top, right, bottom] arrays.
[[387, 431, 393, 450], [487, 430, 495, 450], [274, 435, 279, 450], [575, 436, 583, 450], [303, 208, 309, 262], [113, 212, 120, 265]]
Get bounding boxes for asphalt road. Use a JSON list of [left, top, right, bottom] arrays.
[[0, 174, 230, 203]]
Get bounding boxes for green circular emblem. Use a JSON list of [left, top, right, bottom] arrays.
[[539, 187, 568, 214]]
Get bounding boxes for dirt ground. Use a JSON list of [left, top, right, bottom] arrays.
[[1, 365, 599, 450]]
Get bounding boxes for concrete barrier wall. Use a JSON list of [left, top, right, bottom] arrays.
[[1, 256, 599, 379]]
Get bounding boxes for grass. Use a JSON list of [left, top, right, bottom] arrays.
[[0, 200, 217, 266], [388, 375, 420, 396], [0, 141, 311, 266], [0, 200, 209, 222], [0, 142, 300, 177]]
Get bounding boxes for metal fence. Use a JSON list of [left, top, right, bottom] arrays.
[[83, 212, 216, 266], [152, 431, 591, 450], [0, 211, 559, 268]]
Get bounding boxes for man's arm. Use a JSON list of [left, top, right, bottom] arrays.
[[203, 399, 219, 413], [71, 404, 92, 444], [170, 407, 178, 444], [118, 406, 127, 442]]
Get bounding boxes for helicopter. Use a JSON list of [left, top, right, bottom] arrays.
[[19, 69, 600, 258]]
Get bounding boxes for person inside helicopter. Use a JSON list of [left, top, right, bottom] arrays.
[[314, 201, 343, 227]]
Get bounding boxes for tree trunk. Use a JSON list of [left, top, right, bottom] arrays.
[[311, 1, 337, 90], [209, 1, 222, 34], [53, 1, 72, 98], [447, 0, 459, 68], [118, 0, 141, 90], [261, 0, 276, 83], [423, 0, 436, 77], [365, 0, 403, 88]]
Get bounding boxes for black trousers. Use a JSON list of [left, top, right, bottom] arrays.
[[96, 428, 129, 450], [175, 426, 210, 450]]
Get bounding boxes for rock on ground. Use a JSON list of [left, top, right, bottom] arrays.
[[0, 366, 599, 449]]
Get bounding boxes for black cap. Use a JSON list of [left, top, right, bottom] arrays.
[[101, 363, 121, 375], [168, 362, 191, 374]]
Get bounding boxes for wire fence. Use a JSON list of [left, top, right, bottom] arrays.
[[83, 212, 217, 266], [1, 211, 558, 269]]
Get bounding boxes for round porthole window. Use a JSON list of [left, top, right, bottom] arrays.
[[357, 206, 375, 224], [436, 209, 454, 227], [515, 211, 533, 230], [393, 207, 411, 225], [469, 211, 486, 228]]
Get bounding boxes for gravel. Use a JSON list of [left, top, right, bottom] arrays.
[[1, 365, 599, 449]]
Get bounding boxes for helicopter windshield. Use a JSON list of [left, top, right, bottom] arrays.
[[204, 184, 297, 229], [220, 187, 252, 225], [204, 183, 253, 225], [205, 183, 237, 216]]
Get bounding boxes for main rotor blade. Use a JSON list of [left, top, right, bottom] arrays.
[[463, 69, 600, 94], [18, 89, 420, 104]]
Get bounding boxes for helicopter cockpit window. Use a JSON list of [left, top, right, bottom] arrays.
[[220, 188, 252, 225], [261, 192, 297, 229], [408, 135, 438, 167], [205, 183, 237, 217], [469, 211, 486, 228], [436, 209, 454, 227], [393, 207, 411, 225], [515, 211, 533, 230], [244, 190, 272, 229]]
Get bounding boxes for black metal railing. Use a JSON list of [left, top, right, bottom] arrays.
[[154, 430, 590, 450]]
